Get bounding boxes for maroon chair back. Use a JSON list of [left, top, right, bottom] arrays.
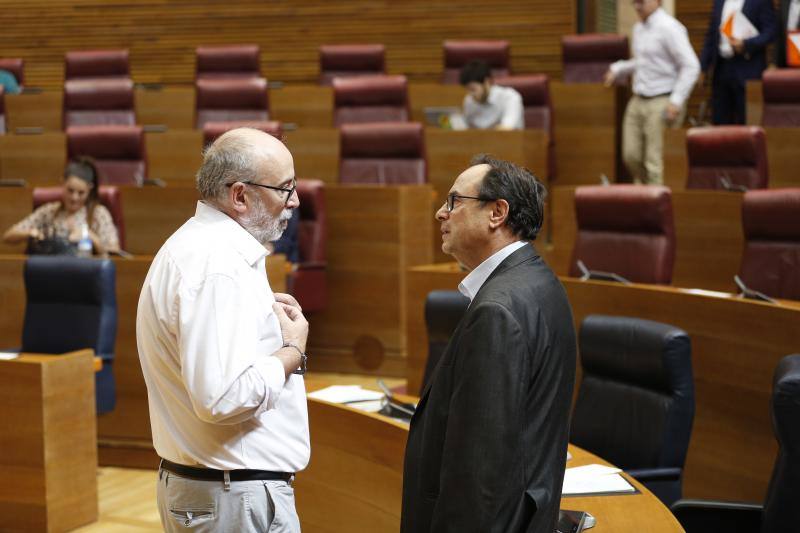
[[569, 185, 676, 284], [32, 185, 125, 250], [0, 58, 24, 86], [65, 49, 130, 80], [195, 77, 270, 129], [63, 78, 136, 127], [339, 122, 426, 185], [196, 45, 260, 79], [494, 74, 556, 180], [562, 34, 629, 83], [293, 179, 327, 312], [319, 44, 386, 85], [739, 188, 800, 300], [333, 75, 408, 126], [202, 121, 283, 147], [67, 125, 146, 186], [442, 40, 510, 84], [762, 69, 800, 127], [686, 126, 769, 190], [0, 86, 5, 134]]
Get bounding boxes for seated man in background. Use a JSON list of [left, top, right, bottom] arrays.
[[460, 60, 524, 130]]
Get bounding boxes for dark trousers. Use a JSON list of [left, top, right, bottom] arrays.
[[712, 58, 747, 125]]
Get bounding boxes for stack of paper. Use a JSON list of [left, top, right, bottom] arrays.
[[0, 352, 19, 361], [562, 464, 636, 496]]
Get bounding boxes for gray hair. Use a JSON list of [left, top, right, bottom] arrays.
[[196, 131, 259, 201]]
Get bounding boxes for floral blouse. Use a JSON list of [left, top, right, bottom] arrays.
[[11, 201, 120, 252]]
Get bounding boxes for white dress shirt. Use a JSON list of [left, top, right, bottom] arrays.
[[610, 8, 700, 107], [462, 85, 525, 130], [137, 201, 309, 472], [719, 0, 745, 58], [789, 0, 800, 31], [458, 241, 527, 302]]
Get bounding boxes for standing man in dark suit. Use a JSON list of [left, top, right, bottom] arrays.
[[401, 155, 577, 533], [700, 0, 777, 124], [776, 0, 800, 67]]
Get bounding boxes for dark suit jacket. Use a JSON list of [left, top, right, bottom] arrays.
[[775, 0, 795, 67], [700, 0, 778, 79], [401, 244, 577, 533]]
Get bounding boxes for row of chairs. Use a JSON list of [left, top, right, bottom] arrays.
[[569, 184, 800, 301]]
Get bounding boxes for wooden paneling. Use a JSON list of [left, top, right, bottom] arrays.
[[0, 1, 574, 89], [405, 265, 800, 502]]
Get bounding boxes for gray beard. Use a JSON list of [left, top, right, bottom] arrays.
[[241, 195, 293, 246]]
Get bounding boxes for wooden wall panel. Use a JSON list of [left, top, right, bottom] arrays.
[[0, 0, 575, 89]]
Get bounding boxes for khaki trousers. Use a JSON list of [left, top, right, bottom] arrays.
[[621, 95, 685, 185]]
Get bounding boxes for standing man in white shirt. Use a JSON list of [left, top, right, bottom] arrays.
[[460, 60, 525, 130], [137, 128, 310, 532], [606, 0, 700, 185]]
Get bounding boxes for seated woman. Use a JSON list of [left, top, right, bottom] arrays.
[[3, 158, 120, 256]]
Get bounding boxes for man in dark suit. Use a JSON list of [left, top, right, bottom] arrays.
[[775, 0, 800, 67], [401, 155, 576, 533], [700, 0, 777, 124]]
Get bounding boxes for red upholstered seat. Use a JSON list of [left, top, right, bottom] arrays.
[[202, 121, 283, 147], [0, 86, 5, 134], [686, 126, 769, 190], [195, 77, 270, 129], [562, 34, 629, 83], [292, 179, 327, 312], [762, 69, 800, 127], [494, 74, 556, 181], [196, 45, 261, 80], [32, 186, 126, 250], [63, 78, 136, 127], [319, 44, 385, 86], [0, 58, 25, 86], [65, 49, 130, 80], [333, 75, 409, 126], [442, 40, 510, 84], [67, 125, 147, 187], [569, 185, 676, 284], [739, 188, 800, 300], [339, 121, 426, 185]]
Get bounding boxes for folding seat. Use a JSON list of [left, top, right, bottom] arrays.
[[569, 185, 676, 284], [65, 49, 130, 80], [333, 75, 409, 126], [63, 77, 136, 127], [494, 74, 556, 180], [442, 40, 510, 84], [319, 44, 385, 85], [562, 34, 629, 83], [421, 290, 469, 394], [738, 188, 800, 300], [195, 77, 270, 129], [761, 69, 800, 127], [196, 44, 260, 80], [339, 121, 426, 184], [67, 125, 147, 186], [291, 180, 327, 313], [202, 120, 283, 147], [686, 126, 768, 190]]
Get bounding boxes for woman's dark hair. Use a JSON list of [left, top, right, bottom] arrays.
[[472, 154, 547, 241], [64, 157, 101, 227]]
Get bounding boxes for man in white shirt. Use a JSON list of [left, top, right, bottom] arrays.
[[460, 60, 525, 130], [137, 128, 310, 532], [606, 0, 700, 185]]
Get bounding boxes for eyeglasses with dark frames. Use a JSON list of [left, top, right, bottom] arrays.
[[226, 179, 297, 206], [444, 192, 492, 212]]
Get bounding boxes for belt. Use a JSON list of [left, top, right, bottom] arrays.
[[634, 92, 671, 99], [160, 458, 294, 482]]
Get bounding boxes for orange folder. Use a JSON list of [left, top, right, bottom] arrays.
[[721, 13, 734, 39], [788, 31, 800, 68]]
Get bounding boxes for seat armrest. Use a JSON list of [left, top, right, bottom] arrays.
[[671, 499, 762, 533], [626, 467, 682, 481]]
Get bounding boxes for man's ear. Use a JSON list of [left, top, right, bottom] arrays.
[[228, 183, 249, 214], [488, 199, 509, 229]]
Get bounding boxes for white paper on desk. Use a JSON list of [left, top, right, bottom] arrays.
[[0, 352, 19, 360], [307, 385, 384, 404], [721, 11, 760, 40], [562, 463, 636, 495]]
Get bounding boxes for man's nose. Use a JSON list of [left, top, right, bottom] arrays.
[[435, 203, 448, 221], [286, 189, 300, 209]]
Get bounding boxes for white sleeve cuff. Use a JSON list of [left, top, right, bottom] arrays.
[[252, 355, 287, 415]]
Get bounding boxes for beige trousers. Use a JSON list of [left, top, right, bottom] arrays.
[[621, 95, 685, 185]]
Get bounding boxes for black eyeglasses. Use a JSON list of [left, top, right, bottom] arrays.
[[227, 179, 297, 206], [444, 193, 492, 212]]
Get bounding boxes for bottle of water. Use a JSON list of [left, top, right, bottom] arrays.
[[76, 222, 93, 258]]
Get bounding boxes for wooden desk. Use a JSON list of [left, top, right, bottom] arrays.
[[271, 85, 333, 128], [135, 86, 195, 130], [549, 186, 745, 292], [5, 92, 63, 132], [405, 264, 800, 502], [0, 349, 98, 532], [295, 396, 682, 532]]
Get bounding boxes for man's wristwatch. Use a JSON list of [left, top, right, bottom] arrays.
[[283, 343, 307, 375]]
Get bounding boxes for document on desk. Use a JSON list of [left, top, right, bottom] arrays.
[[308, 385, 384, 404], [562, 464, 636, 496], [0, 352, 19, 360]]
